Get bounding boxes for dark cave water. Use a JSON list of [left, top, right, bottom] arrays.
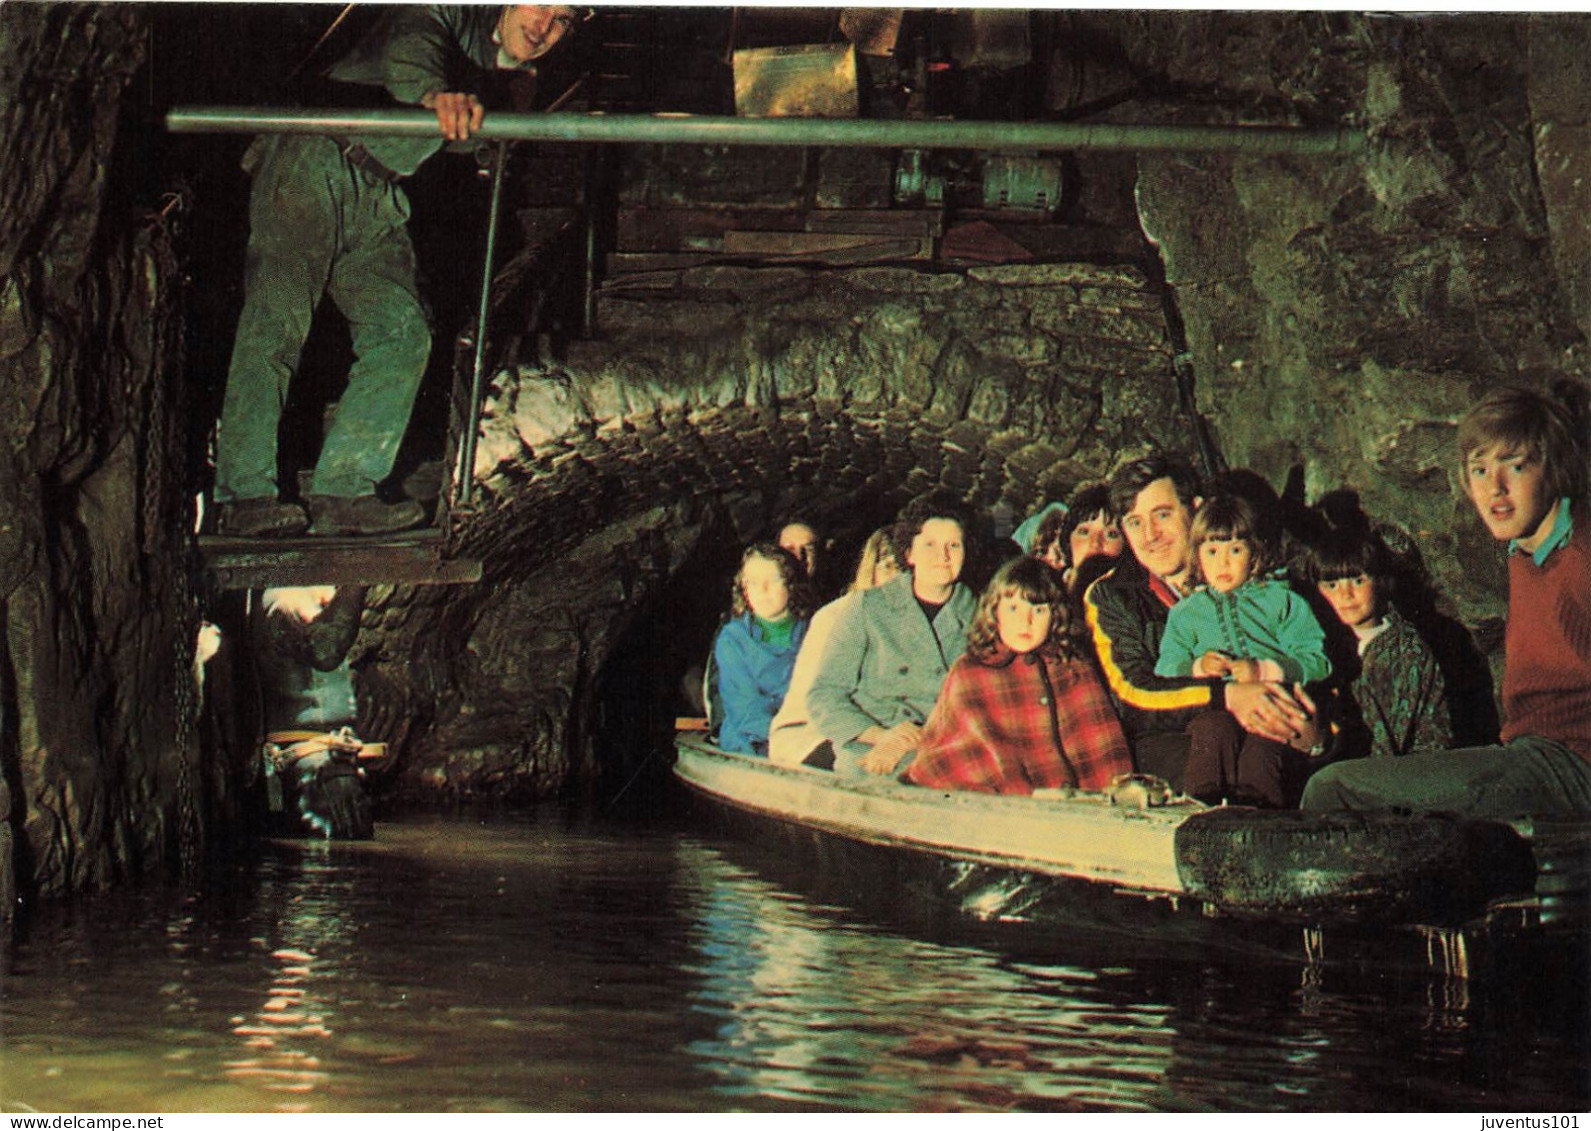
[[1, 805, 1587, 1114]]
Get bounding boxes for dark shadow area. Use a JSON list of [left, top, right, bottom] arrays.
[[590, 508, 742, 810], [0, 610, 32, 914]]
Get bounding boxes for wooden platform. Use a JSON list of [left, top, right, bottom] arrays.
[[198, 526, 481, 590]]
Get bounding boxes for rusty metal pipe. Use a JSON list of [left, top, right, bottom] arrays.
[[166, 107, 1365, 155]]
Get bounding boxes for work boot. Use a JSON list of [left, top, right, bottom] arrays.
[[307, 494, 425, 536], [216, 497, 310, 538]]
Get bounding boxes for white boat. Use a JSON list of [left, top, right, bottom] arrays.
[[672, 731, 1554, 931]]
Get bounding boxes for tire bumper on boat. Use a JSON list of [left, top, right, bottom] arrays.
[[1173, 807, 1537, 924]]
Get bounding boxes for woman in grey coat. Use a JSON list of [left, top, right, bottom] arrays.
[[807, 493, 977, 775]]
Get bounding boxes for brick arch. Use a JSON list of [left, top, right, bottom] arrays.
[[363, 260, 1191, 799]]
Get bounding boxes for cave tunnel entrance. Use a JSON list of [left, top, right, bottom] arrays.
[[198, 235, 1201, 804], [586, 486, 993, 807]]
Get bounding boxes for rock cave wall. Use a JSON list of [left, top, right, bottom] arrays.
[[1131, 12, 1591, 624], [1, 4, 227, 911]]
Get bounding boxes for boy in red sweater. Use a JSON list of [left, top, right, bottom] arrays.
[[1301, 380, 1591, 818]]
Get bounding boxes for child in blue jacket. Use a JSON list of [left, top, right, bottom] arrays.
[[711, 544, 814, 755]]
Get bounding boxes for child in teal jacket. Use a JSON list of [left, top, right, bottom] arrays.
[[1155, 494, 1331, 687], [1153, 493, 1331, 806]]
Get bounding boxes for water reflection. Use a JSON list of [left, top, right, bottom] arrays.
[[222, 856, 351, 1108], [1, 811, 1586, 1113], [680, 847, 1173, 1110]]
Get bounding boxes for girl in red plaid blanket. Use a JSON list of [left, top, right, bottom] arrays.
[[905, 556, 1133, 794]]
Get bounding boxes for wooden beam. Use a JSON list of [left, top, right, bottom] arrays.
[[198, 529, 481, 590]]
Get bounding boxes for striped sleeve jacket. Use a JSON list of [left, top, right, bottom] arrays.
[[1083, 553, 1226, 741]]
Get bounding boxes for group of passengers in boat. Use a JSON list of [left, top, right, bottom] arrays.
[[704, 378, 1591, 822]]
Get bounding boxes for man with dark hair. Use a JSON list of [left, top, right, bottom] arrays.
[[214, 6, 583, 538], [1083, 455, 1316, 792], [776, 520, 820, 576]]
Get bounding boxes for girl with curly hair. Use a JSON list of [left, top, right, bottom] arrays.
[[904, 556, 1132, 794], [711, 543, 815, 755]]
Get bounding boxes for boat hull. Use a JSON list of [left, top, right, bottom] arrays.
[[673, 734, 1538, 929]]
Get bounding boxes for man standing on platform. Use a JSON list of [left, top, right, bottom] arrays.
[[213, 6, 582, 537]]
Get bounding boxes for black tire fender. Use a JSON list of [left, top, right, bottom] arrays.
[[1173, 807, 1535, 924]]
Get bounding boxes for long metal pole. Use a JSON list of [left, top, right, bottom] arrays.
[[582, 149, 602, 339], [455, 141, 508, 513], [166, 107, 1365, 155]]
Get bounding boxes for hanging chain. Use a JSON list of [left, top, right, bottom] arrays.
[[137, 214, 204, 881], [174, 600, 201, 881]]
